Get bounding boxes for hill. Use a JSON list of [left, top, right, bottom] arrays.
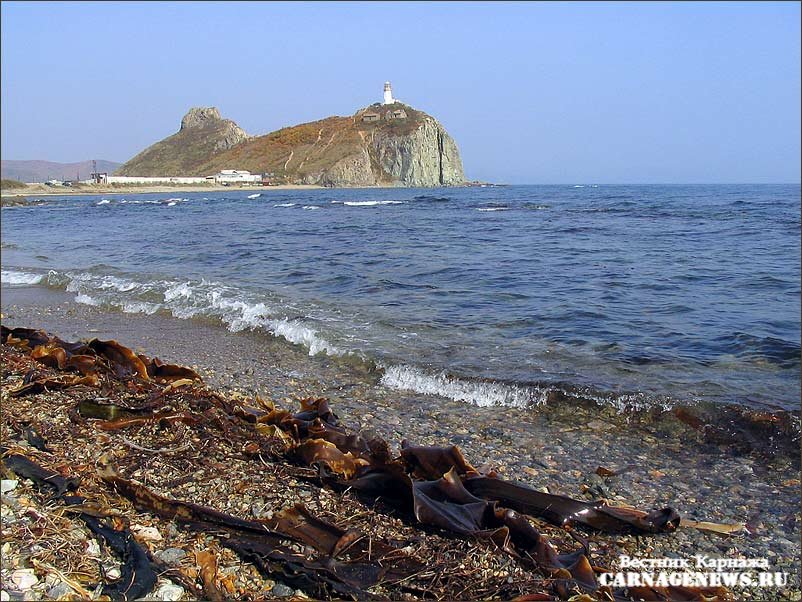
[[1, 159, 121, 183], [116, 103, 464, 187], [114, 107, 249, 176]]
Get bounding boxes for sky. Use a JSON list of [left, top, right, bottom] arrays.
[[1, 1, 799, 184]]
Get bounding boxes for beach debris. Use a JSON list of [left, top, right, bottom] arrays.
[[0, 326, 740, 601], [0, 450, 157, 601], [679, 518, 746, 536]]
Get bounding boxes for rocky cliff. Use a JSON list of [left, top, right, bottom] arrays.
[[115, 107, 249, 176], [117, 103, 465, 187]]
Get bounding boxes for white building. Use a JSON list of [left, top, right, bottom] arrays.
[[213, 170, 261, 184], [105, 176, 208, 184], [383, 81, 395, 105]]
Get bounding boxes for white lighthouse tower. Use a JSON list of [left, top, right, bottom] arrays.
[[383, 81, 394, 105]]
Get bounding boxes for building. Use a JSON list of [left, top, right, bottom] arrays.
[[213, 170, 262, 184], [105, 176, 209, 185], [383, 81, 394, 105], [361, 112, 381, 123], [386, 108, 407, 120]]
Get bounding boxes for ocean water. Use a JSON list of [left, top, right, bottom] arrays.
[[1, 184, 799, 412]]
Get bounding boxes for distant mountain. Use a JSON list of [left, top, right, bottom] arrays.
[[1, 159, 121, 183], [114, 107, 249, 177], [116, 103, 464, 187]]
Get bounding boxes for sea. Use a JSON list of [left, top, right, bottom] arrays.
[[1, 184, 799, 415]]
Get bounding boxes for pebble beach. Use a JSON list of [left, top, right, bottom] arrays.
[[1, 284, 799, 600]]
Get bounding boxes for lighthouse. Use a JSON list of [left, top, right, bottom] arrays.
[[383, 81, 394, 105]]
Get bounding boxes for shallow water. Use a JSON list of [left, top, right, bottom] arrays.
[[1, 184, 799, 411]]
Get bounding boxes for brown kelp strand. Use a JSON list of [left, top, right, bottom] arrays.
[[0, 451, 158, 601], [0, 326, 734, 601]]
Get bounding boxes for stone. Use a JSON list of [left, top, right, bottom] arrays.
[[10, 569, 38, 590], [46, 582, 74, 600], [131, 525, 162, 541], [157, 548, 187, 564], [270, 583, 295, 597], [1, 480, 18, 494], [152, 581, 184, 601]]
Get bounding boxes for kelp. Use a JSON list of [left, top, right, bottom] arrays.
[[262, 397, 730, 601], [99, 459, 423, 599], [1, 327, 734, 601], [463, 476, 680, 534], [1, 325, 200, 385], [0, 451, 157, 601]]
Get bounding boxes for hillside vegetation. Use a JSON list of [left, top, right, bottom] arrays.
[[116, 103, 465, 187]]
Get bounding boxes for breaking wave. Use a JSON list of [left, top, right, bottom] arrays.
[[343, 200, 406, 207], [1, 269, 45, 285], [28, 268, 344, 359], [380, 364, 543, 408]]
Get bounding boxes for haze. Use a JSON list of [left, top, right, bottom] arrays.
[[1, 1, 799, 184]]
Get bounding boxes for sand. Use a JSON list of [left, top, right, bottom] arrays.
[[0, 183, 324, 198]]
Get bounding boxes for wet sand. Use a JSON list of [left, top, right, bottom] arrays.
[[1, 283, 800, 599]]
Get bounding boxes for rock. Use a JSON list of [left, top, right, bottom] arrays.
[[131, 525, 163, 541], [117, 100, 464, 187], [85, 540, 101, 557], [115, 107, 249, 176], [46, 582, 73, 600], [157, 548, 187, 564], [270, 583, 295, 597], [10, 569, 38, 590], [1, 480, 18, 494], [152, 581, 184, 601]]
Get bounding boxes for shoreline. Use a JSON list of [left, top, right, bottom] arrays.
[[0, 282, 799, 599], [0, 181, 499, 199], [0, 183, 324, 199]]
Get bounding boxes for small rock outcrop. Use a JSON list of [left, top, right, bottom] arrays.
[[115, 107, 249, 176]]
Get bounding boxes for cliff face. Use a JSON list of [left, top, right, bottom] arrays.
[[115, 107, 249, 176], [118, 103, 465, 187]]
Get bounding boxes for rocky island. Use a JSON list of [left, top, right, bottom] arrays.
[[115, 84, 465, 187]]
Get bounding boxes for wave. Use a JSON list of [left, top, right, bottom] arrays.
[[343, 200, 405, 207], [302, 205, 321, 210], [247, 193, 262, 199], [476, 207, 508, 212], [412, 195, 450, 203], [1, 269, 45, 285], [380, 364, 543, 408], [32, 268, 344, 359], [274, 203, 296, 207]]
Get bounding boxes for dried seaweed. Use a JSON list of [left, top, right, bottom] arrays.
[[98, 459, 422, 598], [463, 476, 680, 534], [0, 327, 735, 601], [0, 451, 157, 601]]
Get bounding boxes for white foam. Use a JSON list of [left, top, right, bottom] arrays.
[[247, 193, 261, 199], [97, 199, 111, 205], [167, 202, 177, 206], [267, 317, 342, 356], [74, 293, 100, 306], [1, 270, 44, 285], [122, 301, 161, 315], [380, 364, 544, 408], [302, 205, 320, 210], [164, 281, 194, 301], [343, 200, 404, 207], [274, 203, 296, 207], [476, 207, 508, 212]]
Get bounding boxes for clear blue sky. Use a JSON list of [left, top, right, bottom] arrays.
[[2, 1, 799, 183]]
